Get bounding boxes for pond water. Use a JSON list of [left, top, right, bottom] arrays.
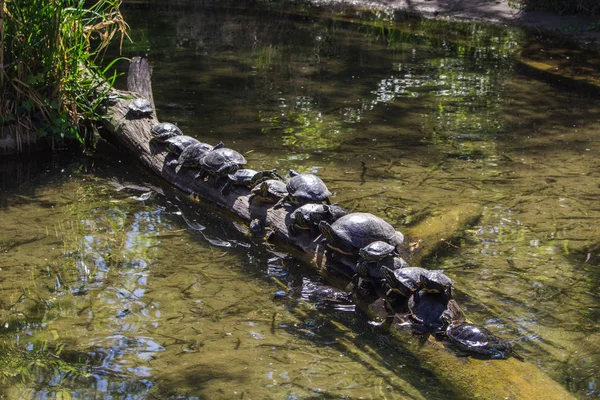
[[1, 1, 599, 398]]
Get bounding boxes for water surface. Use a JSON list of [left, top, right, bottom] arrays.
[[1, 1, 599, 398]]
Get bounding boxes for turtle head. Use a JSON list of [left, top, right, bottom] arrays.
[[318, 220, 335, 243], [259, 182, 271, 199], [213, 141, 225, 150], [441, 299, 465, 326], [289, 169, 300, 178], [380, 266, 397, 286], [218, 162, 239, 175]]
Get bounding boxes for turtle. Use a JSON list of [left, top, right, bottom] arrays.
[[356, 255, 407, 281], [223, 169, 283, 191], [250, 169, 285, 187], [195, 147, 248, 181], [150, 122, 183, 143], [420, 269, 454, 298], [441, 300, 522, 360], [164, 135, 202, 156], [381, 266, 429, 298], [358, 241, 399, 263], [166, 142, 223, 168], [250, 179, 288, 203], [408, 291, 448, 332], [128, 98, 153, 117], [274, 170, 331, 208], [318, 212, 404, 257], [288, 203, 348, 235]]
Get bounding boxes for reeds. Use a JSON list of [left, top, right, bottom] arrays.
[[1, 0, 127, 152]]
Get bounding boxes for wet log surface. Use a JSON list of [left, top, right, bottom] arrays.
[[99, 57, 574, 400]]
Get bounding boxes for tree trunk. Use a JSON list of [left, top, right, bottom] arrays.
[[99, 57, 574, 400]]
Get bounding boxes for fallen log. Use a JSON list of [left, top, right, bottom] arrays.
[[99, 57, 574, 400]]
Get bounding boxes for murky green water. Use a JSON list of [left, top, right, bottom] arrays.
[[1, 1, 600, 398]]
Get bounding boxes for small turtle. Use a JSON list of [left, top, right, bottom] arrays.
[[164, 135, 201, 155], [356, 256, 407, 281], [442, 300, 522, 360], [228, 169, 282, 188], [420, 270, 454, 298], [151, 122, 183, 143], [196, 147, 248, 181], [275, 170, 331, 208], [227, 169, 258, 187], [250, 169, 285, 187], [318, 212, 404, 256], [408, 291, 448, 332], [167, 142, 222, 168], [128, 98, 153, 117], [251, 179, 288, 203], [381, 266, 429, 298], [289, 203, 348, 235], [359, 241, 398, 263]]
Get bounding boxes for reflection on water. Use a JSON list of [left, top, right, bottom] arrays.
[[2, 1, 600, 398]]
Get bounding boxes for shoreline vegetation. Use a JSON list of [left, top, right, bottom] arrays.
[[0, 0, 127, 155]]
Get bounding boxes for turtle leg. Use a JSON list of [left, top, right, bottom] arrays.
[[273, 197, 286, 209], [288, 223, 298, 236], [220, 180, 231, 194], [194, 169, 207, 180]]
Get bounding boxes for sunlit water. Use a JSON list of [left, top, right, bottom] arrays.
[[1, 1, 599, 398]]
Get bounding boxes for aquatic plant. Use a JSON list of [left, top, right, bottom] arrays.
[[0, 0, 127, 152]]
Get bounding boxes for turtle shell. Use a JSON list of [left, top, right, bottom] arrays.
[[319, 212, 404, 256], [128, 98, 153, 117], [357, 256, 407, 280], [408, 291, 448, 331], [421, 270, 454, 296], [286, 172, 331, 203], [359, 241, 397, 262], [169, 142, 210, 168], [164, 135, 201, 155], [201, 148, 247, 176], [250, 169, 284, 187], [442, 301, 515, 359], [228, 169, 258, 185], [381, 266, 428, 297], [151, 122, 183, 142], [251, 179, 288, 202]]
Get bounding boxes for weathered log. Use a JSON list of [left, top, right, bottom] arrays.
[[99, 57, 574, 400]]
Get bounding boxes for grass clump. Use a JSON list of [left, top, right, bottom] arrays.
[[0, 0, 127, 153]]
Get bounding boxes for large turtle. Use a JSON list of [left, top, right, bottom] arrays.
[[196, 147, 247, 181], [164, 135, 201, 156], [167, 142, 222, 168], [442, 300, 522, 360], [128, 98, 153, 117], [318, 212, 404, 256], [289, 203, 348, 235], [151, 122, 183, 143], [275, 170, 331, 208], [250, 179, 288, 203]]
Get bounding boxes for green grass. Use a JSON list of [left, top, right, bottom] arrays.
[[0, 0, 127, 152]]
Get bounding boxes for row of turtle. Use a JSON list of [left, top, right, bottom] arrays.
[[144, 117, 520, 360]]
